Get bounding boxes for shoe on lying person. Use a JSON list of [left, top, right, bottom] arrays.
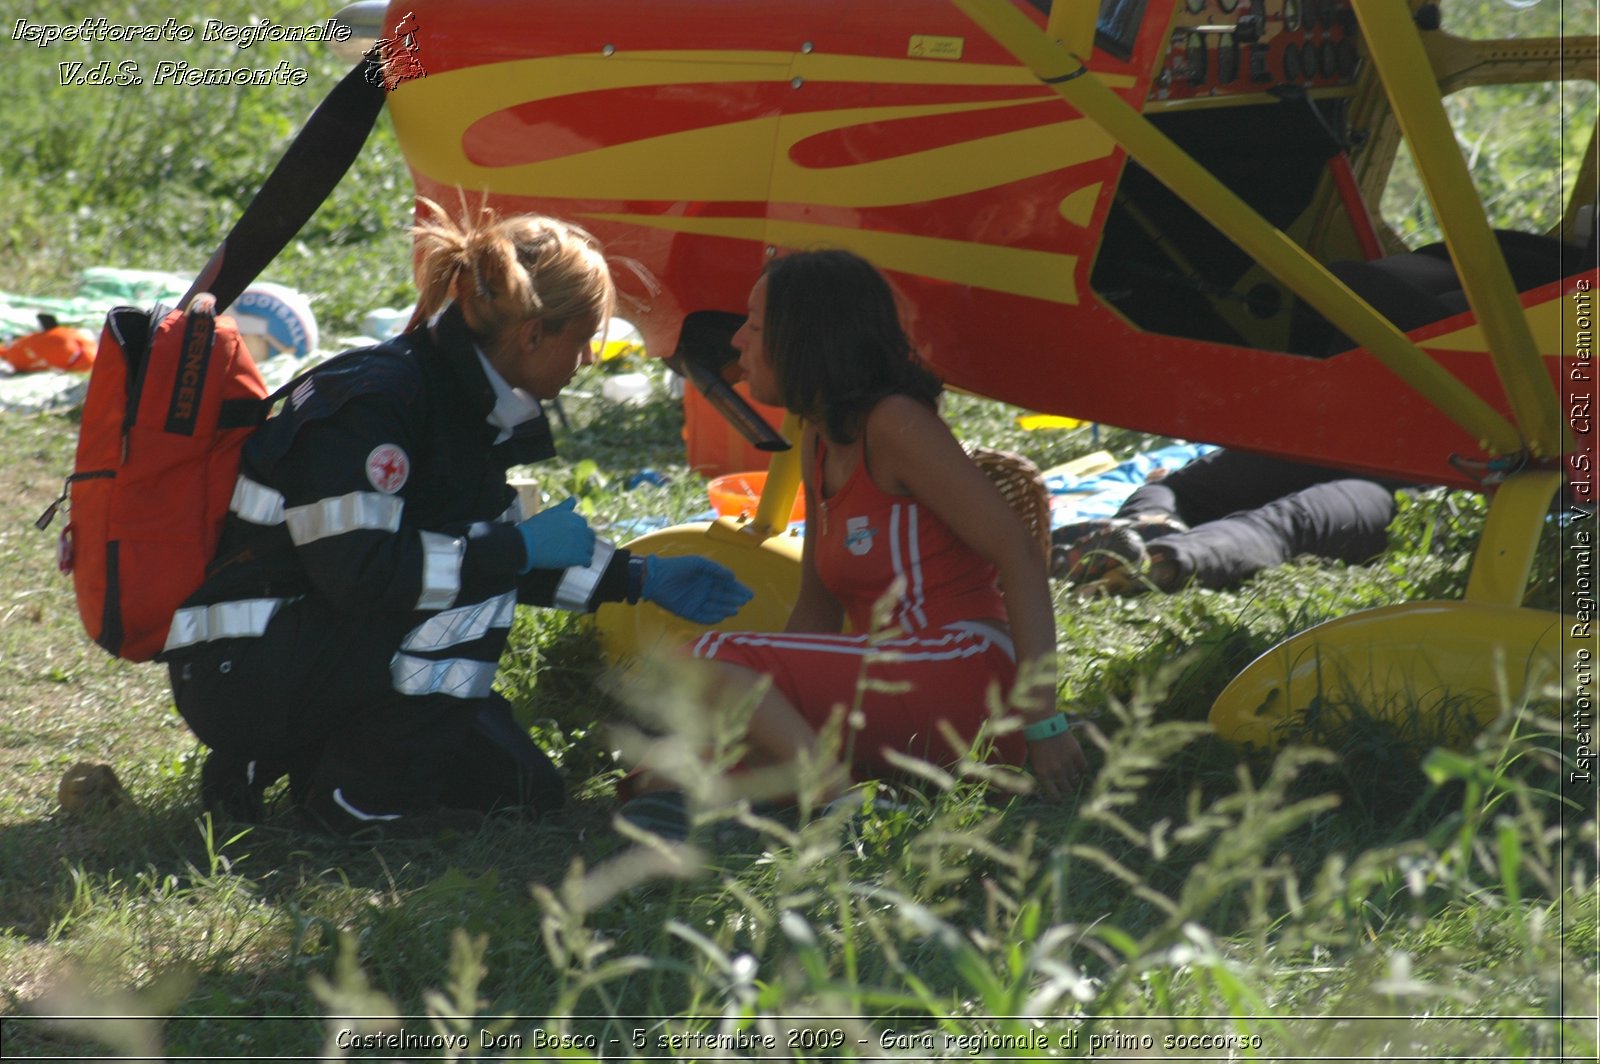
[[1052, 515, 1188, 585], [1074, 541, 1191, 597], [1054, 519, 1148, 584]]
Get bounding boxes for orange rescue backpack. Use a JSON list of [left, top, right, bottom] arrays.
[[36, 58, 386, 660], [42, 297, 273, 659]]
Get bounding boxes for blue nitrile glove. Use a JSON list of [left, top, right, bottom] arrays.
[[641, 555, 754, 623], [517, 497, 596, 572]]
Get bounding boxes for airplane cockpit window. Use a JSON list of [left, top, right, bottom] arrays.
[[1086, 0, 1593, 355]]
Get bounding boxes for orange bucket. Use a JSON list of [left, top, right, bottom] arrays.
[[707, 471, 805, 522]]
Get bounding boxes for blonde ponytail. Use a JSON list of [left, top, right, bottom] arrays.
[[405, 195, 615, 341]]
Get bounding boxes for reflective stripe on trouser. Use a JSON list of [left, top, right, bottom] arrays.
[[390, 592, 516, 700]]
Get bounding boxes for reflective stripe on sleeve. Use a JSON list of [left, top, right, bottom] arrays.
[[399, 592, 515, 653], [415, 531, 466, 610], [285, 491, 403, 545], [230, 474, 285, 526], [163, 598, 286, 652], [553, 539, 616, 611], [389, 653, 498, 699]]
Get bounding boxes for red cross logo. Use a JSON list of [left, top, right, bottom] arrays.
[[365, 444, 411, 494]]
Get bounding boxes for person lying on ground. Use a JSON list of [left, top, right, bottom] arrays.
[[1053, 448, 1409, 595]]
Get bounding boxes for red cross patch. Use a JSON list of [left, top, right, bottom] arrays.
[[365, 444, 410, 494]]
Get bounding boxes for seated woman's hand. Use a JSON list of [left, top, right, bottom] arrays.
[[642, 555, 754, 624], [1027, 727, 1090, 803]]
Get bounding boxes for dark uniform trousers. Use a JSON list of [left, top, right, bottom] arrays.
[[169, 596, 563, 819]]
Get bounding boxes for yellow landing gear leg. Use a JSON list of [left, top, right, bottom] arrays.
[[1210, 472, 1567, 750], [1463, 471, 1564, 606]]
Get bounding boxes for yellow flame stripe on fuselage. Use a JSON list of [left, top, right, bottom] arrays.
[[389, 50, 1132, 304], [581, 212, 1081, 305], [390, 51, 1124, 205], [1426, 289, 1592, 360]]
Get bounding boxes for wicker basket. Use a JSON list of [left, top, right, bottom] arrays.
[[965, 444, 1052, 561]]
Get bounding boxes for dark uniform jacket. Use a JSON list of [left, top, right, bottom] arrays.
[[162, 304, 632, 703]]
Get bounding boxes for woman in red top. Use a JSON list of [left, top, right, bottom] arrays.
[[692, 249, 1088, 804]]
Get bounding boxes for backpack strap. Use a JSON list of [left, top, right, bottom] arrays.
[[217, 396, 276, 431], [169, 57, 386, 427], [161, 294, 219, 437], [180, 57, 387, 312]]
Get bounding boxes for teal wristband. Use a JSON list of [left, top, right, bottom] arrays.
[[1023, 713, 1070, 742]]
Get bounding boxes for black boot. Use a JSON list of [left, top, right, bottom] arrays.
[[200, 750, 309, 822], [199, 750, 267, 822]]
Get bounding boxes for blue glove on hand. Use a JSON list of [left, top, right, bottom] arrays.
[[517, 497, 596, 573], [642, 555, 754, 624]]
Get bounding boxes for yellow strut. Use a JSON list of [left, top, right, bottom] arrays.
[[1046, 0, 1098, 61], [1348, 0, 1566, 458], [750, 413, 806, 537], [704, 412, 806, 548], [950, 0, 1524, 457], [1464, 470, 1564, 606]]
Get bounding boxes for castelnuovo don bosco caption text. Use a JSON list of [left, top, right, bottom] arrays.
[[15, 18, 353, 88]]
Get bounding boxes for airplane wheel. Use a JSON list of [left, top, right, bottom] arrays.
[[1210, 600, 1564, 751]]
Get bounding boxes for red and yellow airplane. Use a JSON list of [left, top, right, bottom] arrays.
[[345, 0, 1595, 746]]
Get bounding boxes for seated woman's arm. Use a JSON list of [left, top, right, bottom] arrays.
[[865, 396, 1087, 800]]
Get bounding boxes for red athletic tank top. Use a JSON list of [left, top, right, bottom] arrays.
[[812, 434, 1007, 635]]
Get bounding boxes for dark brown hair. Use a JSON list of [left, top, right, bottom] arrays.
[[762, 249, 941, 443]]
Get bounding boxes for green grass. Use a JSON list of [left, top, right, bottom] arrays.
[[1, 3, 1595, 1060], [1378, 0, 1599, 247], [1, 378, 1592, 1061]]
